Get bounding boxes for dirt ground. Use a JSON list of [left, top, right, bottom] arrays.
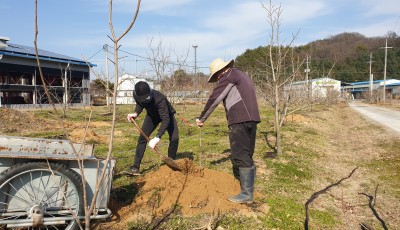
[[96, 158, 267, 230], [0, 108, 109, 143], [0, 108, 58, 133]]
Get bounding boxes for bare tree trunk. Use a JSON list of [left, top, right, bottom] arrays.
[[34, 2, 87, 229], [274, 84, 282, 154], [255, 0, 305, 155], [83, 1, 141, 229]]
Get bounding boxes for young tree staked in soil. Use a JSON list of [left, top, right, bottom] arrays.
[[255, 0, 307, 155]]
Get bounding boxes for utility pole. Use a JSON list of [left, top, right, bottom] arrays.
[[64, 63, 70, 108], [135, 57, 138, 75], [305, 55, 310, 98], [104, 44, 110, 108], [368, 52, 374, 100], [192, 45, 198, 99], [380, 39, 392, 103], [62, 63, 70, 116]]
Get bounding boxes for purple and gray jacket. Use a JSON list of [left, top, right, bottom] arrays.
[[199, 68, 261, 125]]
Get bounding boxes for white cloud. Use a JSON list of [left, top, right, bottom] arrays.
[[349, 18, 399, 37], [81, 0, 334, 58], [197, 1, 330, 53], [280, 0, 328, 24], [118, 0, 337, 67], [202, 2, 265, 31], [361, 0, 400, 16], [294, 18, 398, 47], [140, 0, 193, 12], [105, 0, 193, 14]]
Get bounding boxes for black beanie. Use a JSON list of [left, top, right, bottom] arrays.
[[135, 81, 151, 96]]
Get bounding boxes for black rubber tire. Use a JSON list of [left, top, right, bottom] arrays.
[[0, 162, 84, 230]]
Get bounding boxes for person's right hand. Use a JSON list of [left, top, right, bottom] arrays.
[[196, 118, 204, 127], [127, 113, 138, 122]]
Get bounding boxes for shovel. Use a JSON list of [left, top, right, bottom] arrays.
[[130, 118, 182, 171], [176, 113, 194, 127]]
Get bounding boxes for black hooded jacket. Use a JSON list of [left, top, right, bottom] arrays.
[[133, 89, 176, 137]]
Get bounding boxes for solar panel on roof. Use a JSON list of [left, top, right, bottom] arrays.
[[0, 42, 95, 66]]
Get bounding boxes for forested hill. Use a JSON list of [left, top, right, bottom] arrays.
[[235, 32, 400, 83]]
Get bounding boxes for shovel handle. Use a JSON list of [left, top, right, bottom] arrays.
[[177, 114, 194, 127], [130, 118, 162, 154], [130, 117, 182, 171]]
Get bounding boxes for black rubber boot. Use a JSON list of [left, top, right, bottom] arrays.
[[228, 166, 255, 203], [232, 161, 240, 180]]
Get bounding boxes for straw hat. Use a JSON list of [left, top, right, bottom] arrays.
[[208, 58, 234, 83]]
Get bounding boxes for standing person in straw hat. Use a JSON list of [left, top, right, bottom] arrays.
[[196, 58, 260, 203], [127, 81, 179, 176]]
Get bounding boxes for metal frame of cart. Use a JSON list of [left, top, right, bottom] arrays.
[[0, 135, 115, 229]]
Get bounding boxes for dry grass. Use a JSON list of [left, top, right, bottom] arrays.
[[285, 102, 400, 229]]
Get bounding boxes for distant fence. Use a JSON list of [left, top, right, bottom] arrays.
[[0, 103, 86, 110]]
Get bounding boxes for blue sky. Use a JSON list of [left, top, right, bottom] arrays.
[[1, 0, 400, 78]]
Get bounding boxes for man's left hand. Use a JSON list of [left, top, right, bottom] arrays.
[[148, 137, 160, 149]]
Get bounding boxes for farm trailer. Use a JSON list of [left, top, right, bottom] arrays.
[[0, 135, 115, 229]]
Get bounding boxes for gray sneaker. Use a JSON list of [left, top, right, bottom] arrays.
[[129, 166, 141, 176]]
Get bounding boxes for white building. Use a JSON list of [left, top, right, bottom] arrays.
[[288, 77, 341, 98], [310, 77, 341, 97], [116, 74, 155, 104]]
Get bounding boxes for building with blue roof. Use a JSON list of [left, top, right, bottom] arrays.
[[342, 79, 400, 100], [0, 36, 94, 108]]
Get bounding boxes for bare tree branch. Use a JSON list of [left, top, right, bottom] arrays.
[[359, 185, 388, 230], [109, 0, 141, 42]]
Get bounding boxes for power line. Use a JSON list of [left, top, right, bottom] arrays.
[[104, 48, 208, 69], [87, 47, 104, 60], [119, 49, 148, 61]]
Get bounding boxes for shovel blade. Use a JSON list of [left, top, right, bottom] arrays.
[[161, 156, 182, 171]]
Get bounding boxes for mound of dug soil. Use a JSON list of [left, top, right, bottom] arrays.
[[103, 159, 259, 229]]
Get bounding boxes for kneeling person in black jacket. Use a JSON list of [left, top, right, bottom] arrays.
[[127, 81, 179, 175]]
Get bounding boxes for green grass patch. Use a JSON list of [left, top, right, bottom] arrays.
[[216, 213, 264, 229], [264, 197, 304, 228], [366, 159, 400, 198], [308, 208, 339, 228], [366, 139, 400, 198]]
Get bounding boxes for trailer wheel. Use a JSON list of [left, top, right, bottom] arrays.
[[0, 162, 84, 230]]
